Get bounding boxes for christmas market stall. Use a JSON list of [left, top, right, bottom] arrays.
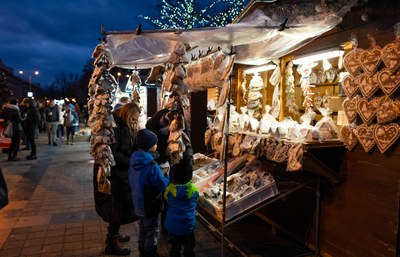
[[87, 0, 400, 256]]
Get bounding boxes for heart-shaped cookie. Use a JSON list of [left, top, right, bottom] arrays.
[[378, 68, 400, 96], [357, 98, 379, 124], [340, 125, 358, 151], [342, 75, 360, 99], [359, 46, 382, 76], [355, 124, 377, 152], [374, 123, 400, 153], [381, 40, 400, 73], [377, 96, 400, 124], [342, 96, 360, 124], [343, 48, 364, 77], [358, 73, 380, 98]]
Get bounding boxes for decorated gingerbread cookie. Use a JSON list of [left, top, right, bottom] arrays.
[[354, 124, 377, 152], [374, 123, 400, 153], [340, 125, 358, 151], [359, 46, 382, 76], [343, 48, 365, 77], [381, 40, 400, 74], [378, 68, 400, 96], [358, 73, 380, 99], [377, 96, 400, 124], [342, 96, 361, 124], [342, 75, 360, 99], [357, 97, 379, 124]]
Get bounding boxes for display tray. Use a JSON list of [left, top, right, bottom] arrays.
[[198, 181, 279, 221]]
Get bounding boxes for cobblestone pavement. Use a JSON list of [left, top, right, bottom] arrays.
[[0, 132, 233, 257]]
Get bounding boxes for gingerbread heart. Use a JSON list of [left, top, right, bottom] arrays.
[[354, 124, 377, 152], [340, 125, 358, 151], [358, 73, 380, 99], [359, 46, 382, 76], [342, 96, 360, 124], [378, 68, 400, 96], [357, 98, 379, 124], [374, 123, 400, 153], [343, 48, 364, 77], [381, 40, 400, 73], [342, 75, 360, 99], [377, 96, 400, 124]]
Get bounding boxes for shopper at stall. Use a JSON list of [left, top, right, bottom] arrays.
[[45, 99, 59, 146], [146, 93, 194, 235], [63, 104, 78, 145], [2, 99, 22, 161], [164, 172, 199, 257], [23, 98, 40, 160], [93, 102, 141, 256], [128, 128, 170, 257]]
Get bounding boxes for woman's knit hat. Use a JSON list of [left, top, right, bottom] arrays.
[[137, 129, 158, 151]]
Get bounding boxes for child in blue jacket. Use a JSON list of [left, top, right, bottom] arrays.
[[129, 129, 170, 257], [164, 171, 199, 257]]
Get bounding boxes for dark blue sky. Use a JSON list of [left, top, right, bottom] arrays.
[[0, 0, 158, 86]]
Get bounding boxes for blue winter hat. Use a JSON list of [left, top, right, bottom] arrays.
[[137, 129, 158, 151], [68, 103, 74, 109]]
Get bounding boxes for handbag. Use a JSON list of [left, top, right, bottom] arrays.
[[3, 121, 13, 138], [0, 166, 8, 209]]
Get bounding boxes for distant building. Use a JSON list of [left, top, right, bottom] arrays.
[[0, 59, 42, 100]]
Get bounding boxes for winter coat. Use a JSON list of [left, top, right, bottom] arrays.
[[2, 104, 22, 132], [23, 106, 40, 132], [128, 150, 170, 218], [146, 108, 194, 184], [93, 114, 138, 224], [63, 109, 78, 127], [45, 105, 59, 122], [164, 182, 199, 236]]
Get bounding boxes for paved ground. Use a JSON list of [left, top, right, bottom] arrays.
[[0, 132, 233, 257]]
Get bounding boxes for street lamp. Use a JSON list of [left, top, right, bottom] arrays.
[[19, 70, 39, 97]]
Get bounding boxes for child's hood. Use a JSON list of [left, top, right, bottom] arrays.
[[165, 182, 199, 200], [130, 150, 154, 169]]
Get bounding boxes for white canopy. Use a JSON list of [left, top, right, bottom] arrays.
[[105, 0, 358, 69]]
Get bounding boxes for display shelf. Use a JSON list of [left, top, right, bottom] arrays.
[[196, 169, 321, 257]]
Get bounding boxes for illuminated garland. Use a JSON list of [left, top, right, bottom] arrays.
[[139, 0, 246, 29]]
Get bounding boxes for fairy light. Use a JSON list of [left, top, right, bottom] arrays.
[[139, 0, 246, 29]]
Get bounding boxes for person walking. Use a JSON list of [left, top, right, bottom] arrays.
[[2, 99, 22, 161], [164, 174, 199, 257], [63, 104, 78, 145], [93, 103, 142, 256], [57, 103, 65, 142], [128, 129, 170, 257], [45, 99, 59, 146], [23, 98, 40, 160]]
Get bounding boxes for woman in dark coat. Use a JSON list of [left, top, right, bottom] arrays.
[[23, 99, 40, 160], [93, 102, 141, 256], [2, 99, 22, 161]]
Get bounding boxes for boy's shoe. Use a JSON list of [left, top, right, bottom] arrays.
[[52, 142, 57, 146], [105, 236, 131, 256], [26, 155, 37, 160], [118, 234, 130, 243]]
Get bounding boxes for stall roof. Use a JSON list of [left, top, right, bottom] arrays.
[[104, 0, 358, 69]]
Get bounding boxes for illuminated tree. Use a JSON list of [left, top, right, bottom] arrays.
[[139, 0, 247, 29]]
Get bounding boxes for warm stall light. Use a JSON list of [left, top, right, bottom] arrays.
[[244, 64, 277, 74], [292, 50, 344, 65]]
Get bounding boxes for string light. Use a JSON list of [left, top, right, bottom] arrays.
[[139, 0, 246, 29]]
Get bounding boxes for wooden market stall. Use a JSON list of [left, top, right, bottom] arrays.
[[88, 0, 400, 256]]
